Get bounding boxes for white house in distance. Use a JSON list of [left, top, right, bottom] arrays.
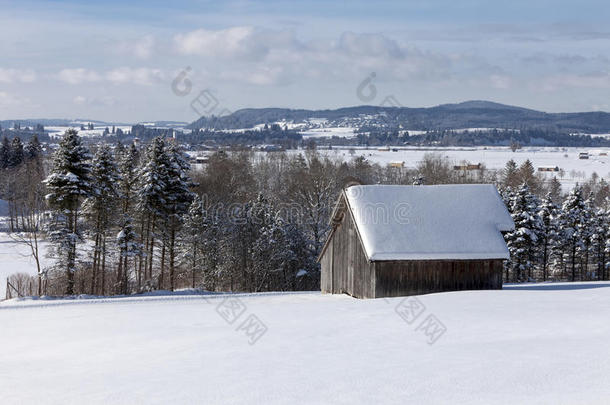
[[319, 184, 515, 298]]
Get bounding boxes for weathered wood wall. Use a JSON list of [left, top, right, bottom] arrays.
[[374, 259, 503, 298], [320, 199, 375, 298]]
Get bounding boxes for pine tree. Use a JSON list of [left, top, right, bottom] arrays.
[[8, 137, 24, 168], [136, 137, 169, 289], [82, 145, 120, 295], [163, 142, 193, 290], [117, 142, 139, 214], [548, 176, 562, 202], [579, 193, 596, 280], [44, 130, 92, 295], [504, 184, 541, 281], [116, 215, 141, 294], [590, 201, 609, 280], [538, 194, 560, 281], [0, 136, 10, 169], [558, 186, 587, 281], [24, 135, 43, 161], [181, 195, 206, 288]]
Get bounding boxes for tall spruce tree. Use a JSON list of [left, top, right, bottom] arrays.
[[579, 193, 596, 280], [44, 130, 92, 295], [538, 194, 560, 281], [164, 142, 193, 290], [181, 195, 206, 288], [559, 186, 587, 281], [116, 215, 141, 294], [117, 142, 139, 214], [504, 184, 541, 281], [136, 137, 169, 289], [0, 136, 10, 169], [82, 145, 120, 295], [8, 137, 24, 168]]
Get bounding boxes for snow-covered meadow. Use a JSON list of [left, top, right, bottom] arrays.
[[294, 146, 610, 188], [46, 125, 133, 139], [1, 283, 610, 404], [0, 232, 51, 299]]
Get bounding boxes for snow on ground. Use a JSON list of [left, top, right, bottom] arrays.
[[296, 146, 610, 188], [301, 126, 358, 139], [46, 126, 132, 138], [1, 282, 610, 404], [0, 232, 51, 298]]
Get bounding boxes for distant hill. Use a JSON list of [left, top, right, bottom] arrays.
[[188, 101, 610, 134]]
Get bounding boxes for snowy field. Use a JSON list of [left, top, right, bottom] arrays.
[[2, 283, 610, 404], [301, 126, 357, 139], [46, 125, 133, 138], [295, 146, 610, 188], [0, 232, 51, 299]]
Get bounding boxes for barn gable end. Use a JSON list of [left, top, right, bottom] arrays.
[[320, 192, 375, 298]]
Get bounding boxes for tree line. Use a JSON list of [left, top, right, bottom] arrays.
[[3, 133, 609, 298]]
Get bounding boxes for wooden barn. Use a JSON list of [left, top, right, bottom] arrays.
[[319, 184, 514, 298]]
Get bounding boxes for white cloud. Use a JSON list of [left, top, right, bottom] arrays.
[[117, 35, 156, 59], [73, 95, 116, 106], [173, 26, 296, 60], [337, 32, 403, 59], [0, 68, 37, 83], [57, 67, 164, 86], [105, 67, 164, 85], [172, 26, 453, 86], [57, 68, 101, 84]]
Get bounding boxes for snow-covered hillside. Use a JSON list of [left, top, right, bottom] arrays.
[[2, 283, 610, 404]]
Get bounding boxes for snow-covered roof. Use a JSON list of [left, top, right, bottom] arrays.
[[344, 184, 514, 261]]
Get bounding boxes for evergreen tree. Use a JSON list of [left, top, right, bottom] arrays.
[[82, 145, 120, 295], [590, 202, 609, 280], [538, 194, 560, 281], [504, 184, 541, 281], [163, 142, 193, 290], [117, 142, 139, 214], [24, 135, 43, 161], [44, 130, 92, 295], [8, 137, 24, 168], [0, 136, 10, 169], [558, 186, 587, 281], [181, 195, 206, 288], [136, 136, 169, 289], [116, 215, 141, 294], [579, 193, 596, 280], [548, 176, 562, 202]]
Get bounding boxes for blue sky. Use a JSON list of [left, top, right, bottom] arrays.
[[1, 0, 609, 122]]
